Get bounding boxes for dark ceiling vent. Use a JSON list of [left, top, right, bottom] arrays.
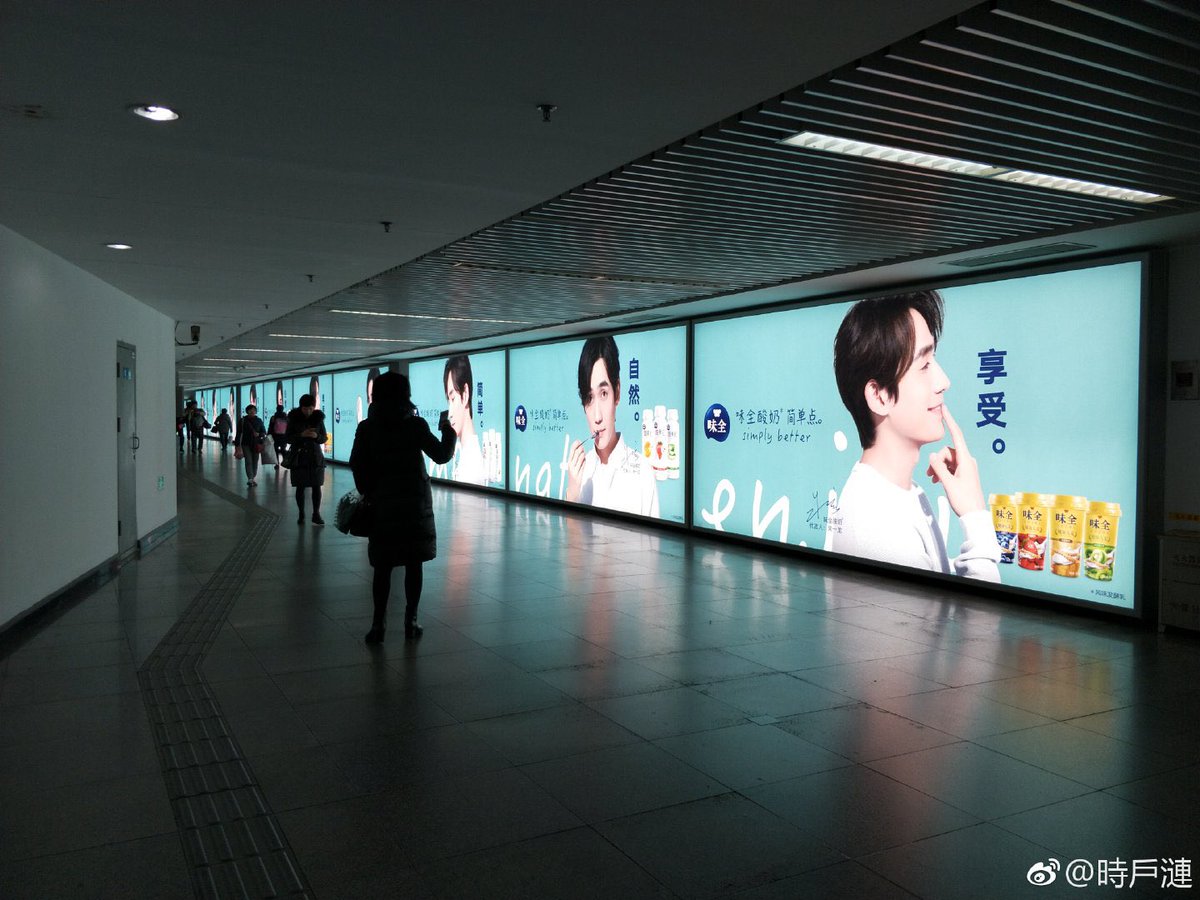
[[943, 243, 1096, 268], [2, 103, 48, 119]]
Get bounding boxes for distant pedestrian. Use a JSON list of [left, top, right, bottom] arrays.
[[213, 408, 233, 450], [238, 404, 267, 486], [176, 405, 189, 452], [268, 405, 289, 470], [286, 395, 328, 524], [188, 405, 210, 452]]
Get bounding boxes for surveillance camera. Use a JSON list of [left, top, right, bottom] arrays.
[[190, 325, 200, 342]]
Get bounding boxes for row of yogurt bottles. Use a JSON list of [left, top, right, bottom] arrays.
[[640, 405, 681, 480]]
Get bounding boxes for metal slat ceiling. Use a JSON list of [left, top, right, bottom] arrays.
[[183, 0, 1200, 390]]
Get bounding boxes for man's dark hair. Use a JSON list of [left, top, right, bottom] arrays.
[[577, 336, 620, 405], [443, 355, 474, 419], [833, 290, 944, 449]]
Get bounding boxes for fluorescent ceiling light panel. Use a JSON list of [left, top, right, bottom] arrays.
[[228, 348, 343, 355], [781, 130, 1172, 203], [330, 309, 533, 325], [268, 333, 423, 343], [105, 243, 132, 250], [988, 168, 1169, 203], [781, 131, 1006, 177]]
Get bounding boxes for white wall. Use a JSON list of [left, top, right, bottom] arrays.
[[1165, 242, 1200, 531], [0, 224, 177, 630]]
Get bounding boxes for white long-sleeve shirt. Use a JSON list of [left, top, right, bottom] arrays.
[[830, 461, 1000, 582], [577, 437, 660, 518], [453, 432, 487, 485]]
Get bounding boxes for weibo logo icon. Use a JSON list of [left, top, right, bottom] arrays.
[[1026, 859, 1060, 886]]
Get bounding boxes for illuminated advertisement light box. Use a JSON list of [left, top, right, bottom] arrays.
[[692, 261, 1142, 611], [241, 383, 261, 416], [330, 367, 383, 463], [410, 351, 507, 488], [509, 326, 686, 524], [292, 374, 333, 458], [266, 378, 291, 416], [255, 381, 271, 416]]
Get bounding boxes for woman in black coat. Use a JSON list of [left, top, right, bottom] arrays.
[[286, 394, 328, 524], [349, 372, 455, 643]]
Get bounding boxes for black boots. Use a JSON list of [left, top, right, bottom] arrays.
[[404, 602, 423, 641]]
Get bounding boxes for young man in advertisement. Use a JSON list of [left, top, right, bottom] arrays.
[[831, 290, 1000, 582], [566, 335, 660, 517], [444, 354, 486, 485]]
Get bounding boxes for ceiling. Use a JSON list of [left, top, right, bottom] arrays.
[[4, 0, 1199, 392]]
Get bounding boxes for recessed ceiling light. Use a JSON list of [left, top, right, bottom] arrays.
[[781, 130, 1172, 203], [106, 243, 132, 250], [129, 104, 179, 122], [330, 309, 533, 325]]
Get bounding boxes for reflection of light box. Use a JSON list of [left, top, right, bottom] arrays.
[[1171, 360, 1198, 401]]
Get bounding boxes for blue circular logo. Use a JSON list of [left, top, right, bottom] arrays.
[[514, 404, 528, 432], [703, 403, 730, 442], [334, 407, 342, 424]]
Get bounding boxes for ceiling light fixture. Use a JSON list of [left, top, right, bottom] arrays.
[[330, 309, 533, 325], [268, 333, 423, 343], [200, 358, 306, 365], [129, 104, 179, 122], [781, 130, 1172, 203], [228, 348, 344, 355], [105, 242, 132, 250]]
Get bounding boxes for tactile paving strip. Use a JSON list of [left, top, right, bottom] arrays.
[[139, 474, 315, 899]]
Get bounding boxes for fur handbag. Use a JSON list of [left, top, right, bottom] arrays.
[[334, 490, 374, 537]]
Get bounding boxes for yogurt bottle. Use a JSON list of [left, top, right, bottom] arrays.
[[1017, 492, 1053, 571], [1083, 501, 1122, 581], [652, 405, 668, 480], [989, 493, 1018, 564], [666, 408, 680, 479], [1049, 495, 1088, 577]]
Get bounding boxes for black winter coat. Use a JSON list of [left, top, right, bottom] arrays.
[[285, 409, 328, 487], [349, 408, 455, 567], [237, 415, 266, 449]]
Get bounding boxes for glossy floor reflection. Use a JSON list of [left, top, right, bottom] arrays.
[[2, 447, 1199, 898]]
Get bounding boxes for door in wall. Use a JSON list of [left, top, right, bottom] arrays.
[[117, 342, 138, 561]]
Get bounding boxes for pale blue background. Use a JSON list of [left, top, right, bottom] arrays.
[[693, 261, 1143, 610], [329, 367, 378, 462], [410, 351, 507, 487], [508, 326, 687, 523], [291, 374, 332, 458]]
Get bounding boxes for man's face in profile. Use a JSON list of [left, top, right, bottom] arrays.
[[582, 357, 619, 455], [879, 308, 950, 448], [445, 374, 470, 437]]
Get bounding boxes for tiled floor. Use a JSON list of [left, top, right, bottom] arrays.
[[2, 447, 1200, 899]]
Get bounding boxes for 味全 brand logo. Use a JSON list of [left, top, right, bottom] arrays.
[[703, 404, 730, 442]]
